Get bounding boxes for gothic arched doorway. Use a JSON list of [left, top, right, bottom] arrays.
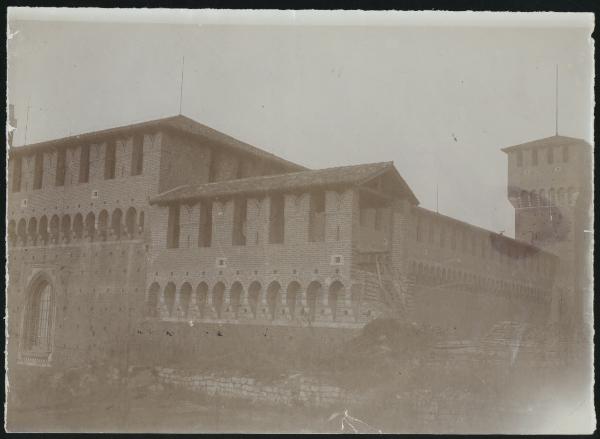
[[21, 276, 55, 365]]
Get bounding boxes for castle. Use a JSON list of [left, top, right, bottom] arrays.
[[6, 115, 591, 374]]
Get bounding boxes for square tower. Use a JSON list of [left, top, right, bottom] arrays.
[[502, 135, 592, 343]]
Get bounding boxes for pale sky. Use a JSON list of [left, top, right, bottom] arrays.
[[6, 10, 595, 237]]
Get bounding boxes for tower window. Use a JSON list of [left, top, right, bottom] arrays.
[[531, 148, 538, 166], [562, 146, 569, 163], [131, 135, 144, 176], [55, 148, 66, 186], [516, 150, 523, 167], [104, 140, 116, 180], [33, 152, 44, 190], [166, 204, 180, 249], [12, 156, 22, 192], [79, 145, 90, 183]]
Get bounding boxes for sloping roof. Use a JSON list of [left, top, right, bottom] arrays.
[[150, 161, 419, 205], [414, 206, 557, 259], [9, 114, 306, 172], [500, 135, 590, 153]]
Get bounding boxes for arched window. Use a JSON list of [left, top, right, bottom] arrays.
[[17, 218, 27, 246], [39, 216, 49, 245], [179, 283, 192, 319], [248, 281, 262, 319], [196, 283, 209, 318], [212, 282, 225, 319], [73, 213, 84, 240], [286, 281, 301, 317], [328, 281, 345, 321], [266, 282, 281, 320], [164, 282, 176, 317], [146, 283, 160, 318], [306, 281, 322, 322], [22, 278, 54, 361], [85, 212, 96, 241], [97, 210, 109, 241], [230, 282, 244, 319], [111, 208, 123, 240], [28, 217, 38, 246], [61, 215, 72, 243], [126, 207, 137, 238]]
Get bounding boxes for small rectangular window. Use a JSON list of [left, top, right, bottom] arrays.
[[167, 204, 180, 249], [269, 194, 285, 244], [416, 218, 422, 242], [131, 135, 144, 176], [79, 145, 90, 183], [516, 150, 523, 167], [33, 152, 44, 190], [198, 201, 212, 247], [104, 140, 116, 180], [12, 156, 22, 192], [232, 198, 247, 245], [562, 146, 569, 163], [55, 148, 66, 186]]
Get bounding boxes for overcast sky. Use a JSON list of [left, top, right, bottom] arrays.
[[6, 10, 594, 237]]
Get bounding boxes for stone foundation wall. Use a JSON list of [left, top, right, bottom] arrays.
[[156, 368, 368, 408]]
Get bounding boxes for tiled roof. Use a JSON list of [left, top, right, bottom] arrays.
[[10, 114, 306, 172], [500, 135, 590, 153], [151, 161, 419, 205]]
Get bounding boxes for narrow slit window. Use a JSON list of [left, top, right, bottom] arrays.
[[308, 192, 325, 242], [131, 135, 144, 176], [232, 198, 247, 245], [33, 152, 44, 190], [167, 204, 180, 249], [198, 201, 213, 247], [269, 194, 285, 244], [55, 148, 66, 186], [562, 146, 569, 163], [104, 140, 116, 180], [547, 147, 554, 165], [79, 145, 90, 183]]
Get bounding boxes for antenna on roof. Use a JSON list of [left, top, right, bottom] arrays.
[[436, 182, 439, 214], [555, 64, 559, 136], [179, 55, 185, 115]]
